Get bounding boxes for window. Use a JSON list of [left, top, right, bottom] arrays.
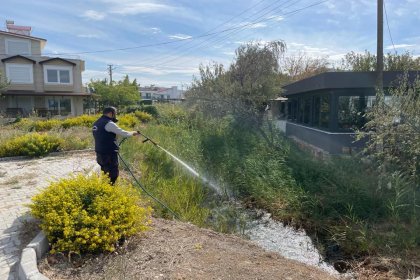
[[297, 96, 312, 125], [5, 63, 33, 84], [48, 97, 72, 116], [47, 70, 58, 83], [287, 98, 298, 122], [5, 39, 31, 55], [313, 95, 330, 129], [43, 65, 73, 84], [338, 96, 367, 130]]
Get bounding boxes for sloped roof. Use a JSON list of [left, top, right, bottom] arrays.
[[1, 55, 36, 63], [39, 57, 76, 66], [0, 30, 46, 41]]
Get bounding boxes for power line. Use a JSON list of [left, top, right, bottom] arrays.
[[0, 0, 322, 57], [182, 0, 303, 63], [130, 0, 327, 69], [127, 0, 305, 69], [383, 0, 397, 54], [136, 0, 282, 67]]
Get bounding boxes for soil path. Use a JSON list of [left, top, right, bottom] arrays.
[[40, 218, 338, 280]]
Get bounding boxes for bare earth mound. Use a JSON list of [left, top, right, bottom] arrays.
[[39, 218, 337, 280]]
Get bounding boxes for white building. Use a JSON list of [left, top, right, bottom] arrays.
[[139, 86, 185, 101]]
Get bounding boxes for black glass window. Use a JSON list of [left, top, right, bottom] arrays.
[[313, 95, 330, 129], [338, 96, 367, 130]]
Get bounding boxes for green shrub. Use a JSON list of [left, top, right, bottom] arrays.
[[123, 105, 142, 113], [139, 99, 153, 105], [134, 111, 153, 122], [61, 115, 98, 129], [0, 133, 63, 157], [29, 173, 152, 254], [140, 105, 158, 117]]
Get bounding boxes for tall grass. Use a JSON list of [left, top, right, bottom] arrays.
[[125, 104, 419, 266], [119, 135, 212, 227], [287, 146, 419, 256]]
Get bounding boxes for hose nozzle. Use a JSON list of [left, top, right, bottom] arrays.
[[138, 131, 158, 146]]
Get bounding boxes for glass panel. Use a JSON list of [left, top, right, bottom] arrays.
[[338, 96, 366, 130], [47, 70, 58, 83], [319, 95, 330, 128], [302, 96, 311, 124], [59, 70, 70, 83], [313, 95, 330, 128], [48, 99, 58, 109], [60, 99, 71, 115], [48, 98, 59, 116], [297, 97, 304, 123]]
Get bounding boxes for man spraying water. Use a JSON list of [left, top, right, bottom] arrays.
[[92, 106, 139, 184]]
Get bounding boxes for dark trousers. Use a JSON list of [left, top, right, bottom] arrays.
[[96, 152, 119, 184]]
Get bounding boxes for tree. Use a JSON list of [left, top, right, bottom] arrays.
[[279, 52, 330, 83], [359, 72, 420, 185], [88, 75, 139, 108], [186, 41, 286, 147], [340, 51, 420, 71]]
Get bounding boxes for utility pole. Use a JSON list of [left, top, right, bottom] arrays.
[[376, 0, 384, 93], [107, 64, 115, 85]]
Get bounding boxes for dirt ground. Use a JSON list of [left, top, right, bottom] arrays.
[[39, 218, 339, 280]]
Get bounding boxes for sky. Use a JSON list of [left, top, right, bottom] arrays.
[[1, 0, 419, 88]]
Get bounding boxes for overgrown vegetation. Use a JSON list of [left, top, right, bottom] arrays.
[[127, 103, 419, 278], [30, 173, 152, 254], [1, 40, 418, 276]]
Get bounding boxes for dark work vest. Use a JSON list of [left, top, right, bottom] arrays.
[[92, 115, 118, 154]]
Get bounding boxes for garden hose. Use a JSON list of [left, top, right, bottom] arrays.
[[118, 137, 181, 221]]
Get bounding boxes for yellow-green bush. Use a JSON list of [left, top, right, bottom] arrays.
[[30, 173, 152, 254], [61, 115, 98, 129], [13, 118, 60, 131], [12, 118, 34, 130], [118, 113, 138, 129], [134, 111, 153, 122], [32, 119, 62, 131], [0, 133, 63, 157]]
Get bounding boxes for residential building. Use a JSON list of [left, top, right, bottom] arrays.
[[139, 85, 184, 102], [272, 71, 419, 155], [0, 21, 88, 117]]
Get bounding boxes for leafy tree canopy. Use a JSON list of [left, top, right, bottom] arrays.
[[279, 52, 330, 83], [340, 50, 420, 71], [88, 75, 139, 108], [186, 40, 286, 147]]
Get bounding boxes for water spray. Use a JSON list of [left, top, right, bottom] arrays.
[[118, 137, 181, 220], [118, 131, 225, 220], [137, 131, 223, 196]]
